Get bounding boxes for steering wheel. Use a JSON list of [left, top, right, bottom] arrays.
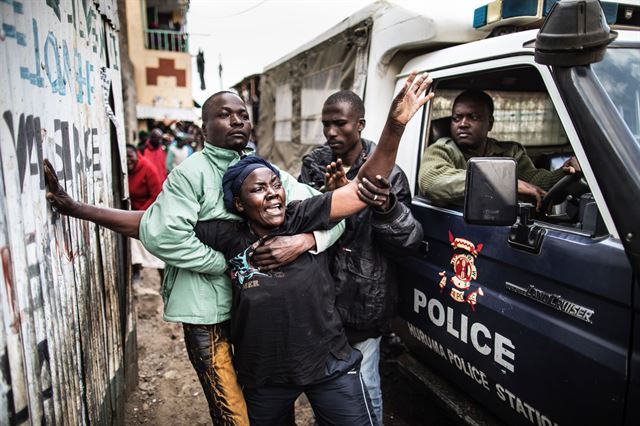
[[540, 172, 586, 214]]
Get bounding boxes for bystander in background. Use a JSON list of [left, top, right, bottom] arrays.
[[140, 128, 168, 180], [126, 144, 164, 282], [166, 131, 194, 173]]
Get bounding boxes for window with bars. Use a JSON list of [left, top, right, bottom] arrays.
[[274, 84, 292, 143], [301, 66, 342, 145], [144, 30, 189, 53]]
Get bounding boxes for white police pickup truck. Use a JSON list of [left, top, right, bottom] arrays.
[[245, 1, 640, 424], [390, 1, 640, 425]]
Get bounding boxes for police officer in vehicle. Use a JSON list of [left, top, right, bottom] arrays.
[[418, 89, 581, 209]]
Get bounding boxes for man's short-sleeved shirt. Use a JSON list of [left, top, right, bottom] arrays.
[[194, 193, 351, 388]]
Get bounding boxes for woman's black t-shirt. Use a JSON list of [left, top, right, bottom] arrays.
[[194, 192, 352, 388]]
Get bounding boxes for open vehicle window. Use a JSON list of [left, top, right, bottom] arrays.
[[431, 90, 567, 148], [418, 65, 604, 236], [427, 66, 569, 149]]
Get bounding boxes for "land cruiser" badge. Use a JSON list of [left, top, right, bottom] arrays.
[[505, 281, 595, 324]]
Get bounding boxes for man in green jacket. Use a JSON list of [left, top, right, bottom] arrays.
[[56, 91, 344, 424], [419, 90, 580, 208]]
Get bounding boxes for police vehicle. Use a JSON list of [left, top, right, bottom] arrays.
[[242, 1, 640, 424], [392, 1, 640, 425]]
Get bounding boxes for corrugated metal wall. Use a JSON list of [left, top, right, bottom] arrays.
[[0, 0, 135, 424]]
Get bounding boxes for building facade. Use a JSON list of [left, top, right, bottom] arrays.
[[125, 0, 197, 129]]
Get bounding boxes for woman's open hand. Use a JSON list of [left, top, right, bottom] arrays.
[[388, 71, 434, 126]]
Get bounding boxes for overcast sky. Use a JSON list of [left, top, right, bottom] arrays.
[[187, 0, 377, 104], [186, 0, 486, 105]]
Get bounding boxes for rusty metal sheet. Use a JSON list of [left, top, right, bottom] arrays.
[[0, 0, 134, 424]]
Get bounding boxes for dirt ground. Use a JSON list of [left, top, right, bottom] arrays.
[[124, 268, 452, 425]]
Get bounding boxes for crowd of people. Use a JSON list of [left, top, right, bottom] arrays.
[[128, 123, 203, 280], [44, 71, 580, 425]]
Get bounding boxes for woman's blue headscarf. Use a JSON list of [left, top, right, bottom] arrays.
[[222, 156, 281, 214]]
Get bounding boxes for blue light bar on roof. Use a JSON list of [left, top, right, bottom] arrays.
[[473, 5, 488, 28], [474, 0, 544, 30], [502, 0, 539, 18], [474, 0, 635, 31]]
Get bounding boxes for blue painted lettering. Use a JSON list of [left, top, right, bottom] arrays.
[[44, 32, 65, 95], [19, 19, 44, 88]]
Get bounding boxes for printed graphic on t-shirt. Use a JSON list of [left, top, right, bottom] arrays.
[[228, 242, 269, 286]]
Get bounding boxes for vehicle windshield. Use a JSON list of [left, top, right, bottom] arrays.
[[592, 46, 640, 143]]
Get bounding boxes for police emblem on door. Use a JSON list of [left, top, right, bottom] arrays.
[[438, 231, 484, 311]]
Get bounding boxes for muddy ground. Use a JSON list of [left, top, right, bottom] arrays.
[[124, 268, 454, 425]]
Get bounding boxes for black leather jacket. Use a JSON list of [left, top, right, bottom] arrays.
[[299, 139, 423, 343]]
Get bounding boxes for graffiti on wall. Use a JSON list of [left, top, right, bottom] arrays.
[[0, 0, 133, 424]]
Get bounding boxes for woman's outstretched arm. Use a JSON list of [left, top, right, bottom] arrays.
[[44, 159, 143, 238]]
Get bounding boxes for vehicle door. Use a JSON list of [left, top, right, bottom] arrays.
[[395, 57, 634, 426]]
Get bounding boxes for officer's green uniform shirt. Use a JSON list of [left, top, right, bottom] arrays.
[[139, 143, 344, 324], [419, 137, 566, 205]]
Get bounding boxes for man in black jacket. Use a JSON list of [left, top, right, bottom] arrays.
[[299, 90, 423, 425]]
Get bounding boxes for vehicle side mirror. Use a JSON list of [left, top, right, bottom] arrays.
[[464, 158, 517, 226]]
